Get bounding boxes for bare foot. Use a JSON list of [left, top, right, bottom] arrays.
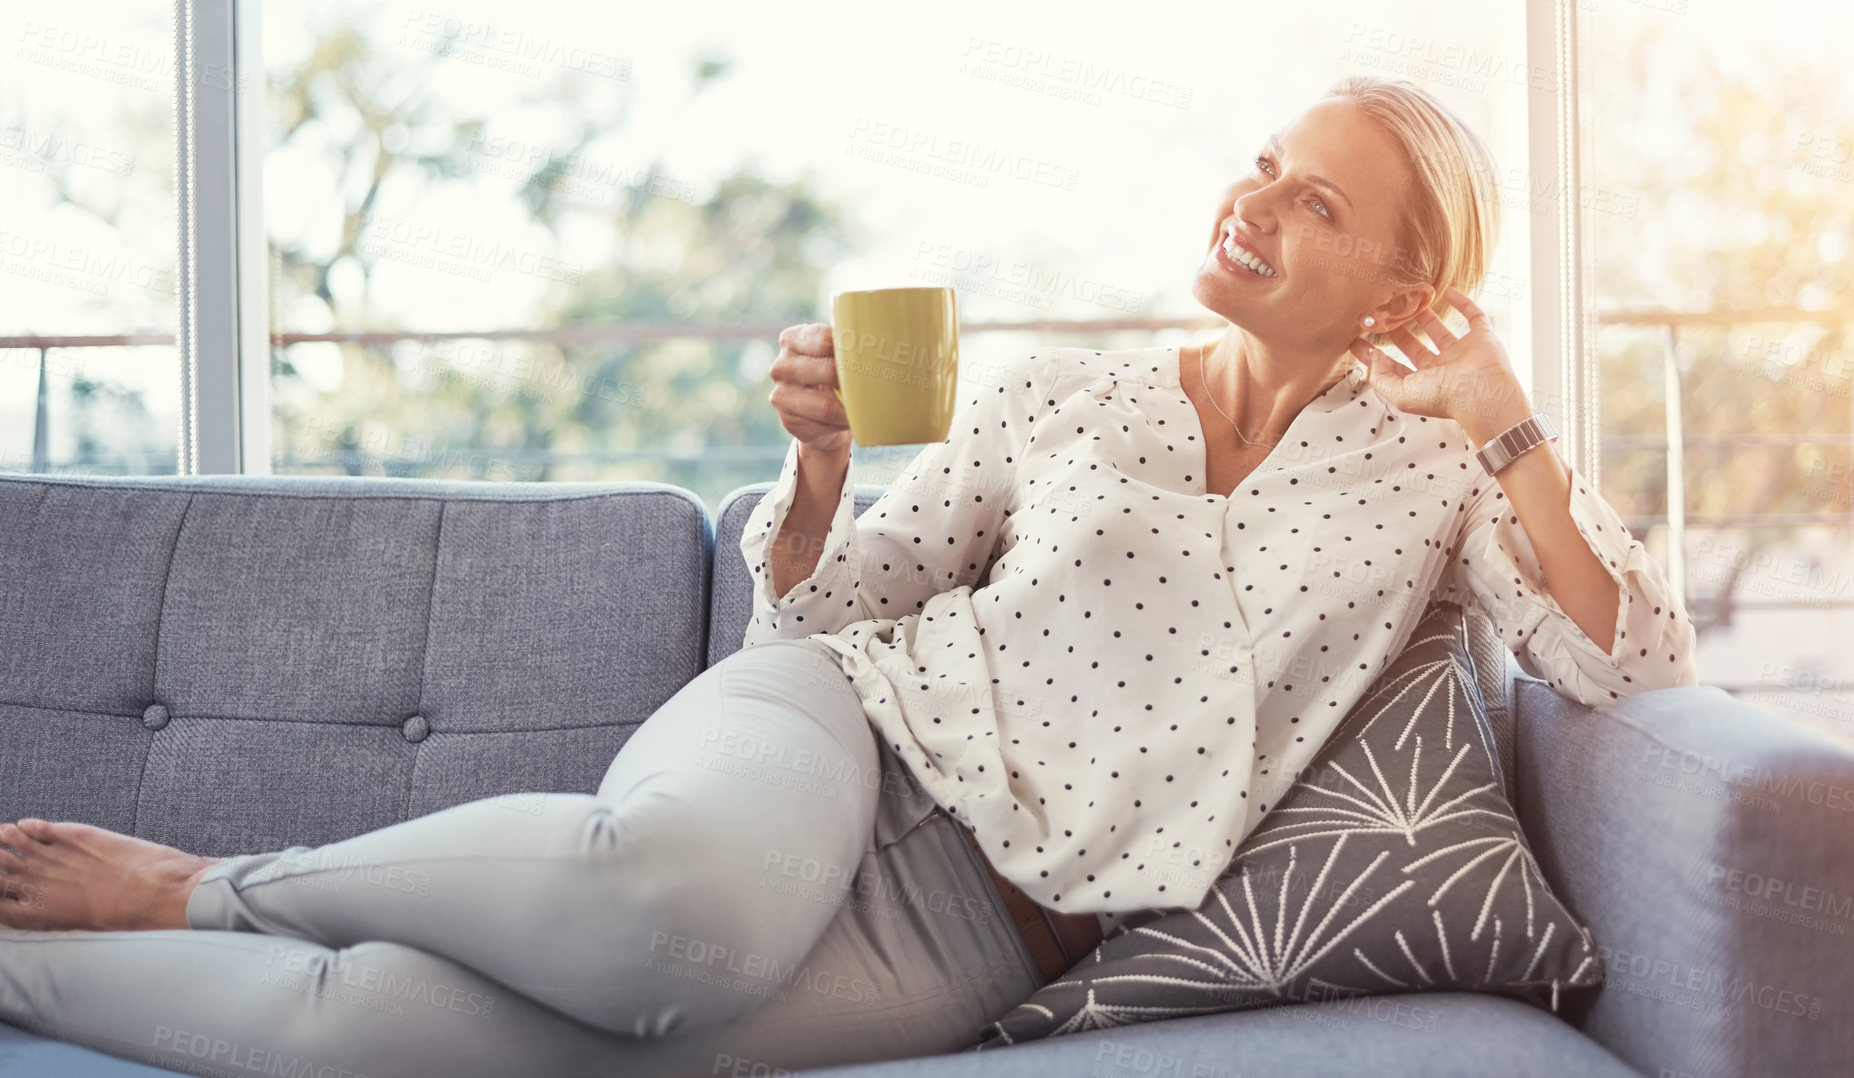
[[0, 818, 227, 932]]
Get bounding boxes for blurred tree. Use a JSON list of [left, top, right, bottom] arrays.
[[263, 10, 858, 509], [67, 373, 166, 472], [1584, 18, 1853, 634], [0, 1, 176, 474]]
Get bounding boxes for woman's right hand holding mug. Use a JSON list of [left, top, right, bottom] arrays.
[[769, 323, 853, 459]]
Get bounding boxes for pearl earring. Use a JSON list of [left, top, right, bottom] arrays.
[[1363, 316, 1376, 328]]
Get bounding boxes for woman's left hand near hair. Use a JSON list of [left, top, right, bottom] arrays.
[[1350, 286, 1535, 445]]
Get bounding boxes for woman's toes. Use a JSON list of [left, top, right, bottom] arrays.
[[21, 818, 88, 845]]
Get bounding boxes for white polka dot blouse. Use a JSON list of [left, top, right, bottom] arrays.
[[740, 344, 1699, 918]]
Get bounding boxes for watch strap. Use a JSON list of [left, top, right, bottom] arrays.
[[1476, 413, 1559, 476]]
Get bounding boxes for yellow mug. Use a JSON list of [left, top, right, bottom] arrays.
[[830, 286, 960, 447]]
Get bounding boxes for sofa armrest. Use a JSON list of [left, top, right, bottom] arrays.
[[1509, 676, 1854, 1078]]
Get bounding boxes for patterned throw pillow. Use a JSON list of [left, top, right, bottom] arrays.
[[969, 601, 1602, 1049]]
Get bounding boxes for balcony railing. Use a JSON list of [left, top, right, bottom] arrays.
[[7, 309, 1850, 609]]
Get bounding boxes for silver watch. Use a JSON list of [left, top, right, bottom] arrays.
[[1475, 413, 1558, 476]]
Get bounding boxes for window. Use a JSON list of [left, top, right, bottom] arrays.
[[1582, 1, 1854, 736], [258, 0, 1535, 508], [0, 0, 179, 475]]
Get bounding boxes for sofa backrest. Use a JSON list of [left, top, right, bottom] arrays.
[[0, 473, 711, 857], [706, 483, 889, 669], [706, 481, 1518, 783], [0, 469, 1517, 859]]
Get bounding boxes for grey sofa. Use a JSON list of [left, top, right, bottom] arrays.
[[0, 471, 1848, 1078]]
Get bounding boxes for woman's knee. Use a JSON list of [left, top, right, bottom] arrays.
[[597, 639, 872, 809]]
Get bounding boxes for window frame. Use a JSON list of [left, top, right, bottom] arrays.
[[1523, 0, 1598, 484], [174, 0, 268, 474]]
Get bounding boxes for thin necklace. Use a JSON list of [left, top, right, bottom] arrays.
[[1193, 343, 1279, 449]]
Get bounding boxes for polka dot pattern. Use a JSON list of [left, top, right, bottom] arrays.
[[739, 344, 1698, 919]]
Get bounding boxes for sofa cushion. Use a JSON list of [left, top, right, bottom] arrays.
[[799, 992, 1641, 1078], [0, 1021, 187, 1077], [970, 599, 1599, 1049], [0, 473, 712, 857]]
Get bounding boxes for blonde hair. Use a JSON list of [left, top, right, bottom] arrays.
[[1320, 75, 1501, 345]]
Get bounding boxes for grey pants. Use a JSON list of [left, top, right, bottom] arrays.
[[0, 638, 1046, 1078]]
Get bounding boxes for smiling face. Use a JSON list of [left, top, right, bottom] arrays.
[[1191, 98, 1431, 350]]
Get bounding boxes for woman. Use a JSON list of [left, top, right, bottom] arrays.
[[0, 75, 1696, 1078]]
